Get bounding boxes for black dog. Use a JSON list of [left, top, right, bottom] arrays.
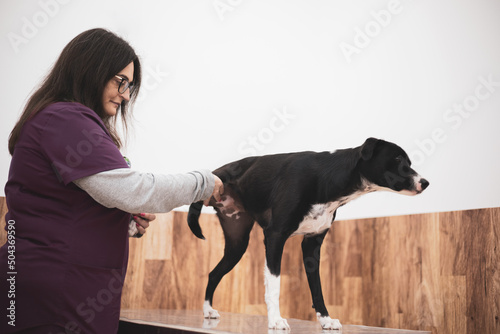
[[188, 138, 429, 330]]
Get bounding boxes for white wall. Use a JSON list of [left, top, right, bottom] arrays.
[[1, 0, 499, 220]]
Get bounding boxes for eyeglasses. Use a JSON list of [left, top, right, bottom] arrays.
[[114, 75, 135, 94]]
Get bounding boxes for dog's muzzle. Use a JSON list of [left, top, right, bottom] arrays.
[[415, 176, 430, 194]]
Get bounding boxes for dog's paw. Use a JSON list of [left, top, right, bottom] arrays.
[[317, 313, 342, 330], [203, 302, 220, 319], [204, 309, 220, 319], [268, 317, 290, 330]]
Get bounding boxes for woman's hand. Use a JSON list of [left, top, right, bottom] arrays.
[[132, 213, 156, 235], [204, 174, 224, 206]]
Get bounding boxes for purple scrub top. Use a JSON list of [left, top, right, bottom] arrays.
[[1, 102, 131, 333]]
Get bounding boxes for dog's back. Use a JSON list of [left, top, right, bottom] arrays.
[[188, 151, 330, 238]]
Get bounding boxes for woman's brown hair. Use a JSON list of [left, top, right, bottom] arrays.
[[8, 28, 142, 155]]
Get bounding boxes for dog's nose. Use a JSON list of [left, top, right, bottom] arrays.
[[420, 178, 430, 190]]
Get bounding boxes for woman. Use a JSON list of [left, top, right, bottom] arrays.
[[0, 28, 223, 333]]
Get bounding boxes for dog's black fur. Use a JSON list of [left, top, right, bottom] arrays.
[[188, 137, 429, 329]]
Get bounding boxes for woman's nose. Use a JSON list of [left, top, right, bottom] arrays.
[[120, 87, 131, 101]]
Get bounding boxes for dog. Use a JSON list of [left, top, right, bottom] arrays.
[[187, 137, 429, 330]]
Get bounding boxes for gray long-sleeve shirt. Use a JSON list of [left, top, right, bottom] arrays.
[[73, 168, 214, 213]]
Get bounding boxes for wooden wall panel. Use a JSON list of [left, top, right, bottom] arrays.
[[0, 196, 498, 334], [120, 207, 500, 334]]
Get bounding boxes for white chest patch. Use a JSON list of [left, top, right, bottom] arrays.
[[292, 184, 376, 236], [292, 202, 338, 236]]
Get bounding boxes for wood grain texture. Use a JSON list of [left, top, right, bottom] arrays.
[[0, 197, 7, 244], [0, 197, 498, 334], [120, 309, 432, 334], [120, 207, 500, 334]]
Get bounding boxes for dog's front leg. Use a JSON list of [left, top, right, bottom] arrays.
[[302, 231, 342, 330], [264, 233, 290, 330]]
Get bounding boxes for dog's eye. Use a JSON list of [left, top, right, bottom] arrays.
[[395, 156, 403, 163]]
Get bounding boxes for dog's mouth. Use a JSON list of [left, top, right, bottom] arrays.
[[384, 176, 429, 196], [398, 189, 420, 196]]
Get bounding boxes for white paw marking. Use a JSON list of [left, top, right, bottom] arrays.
[[317, 313, 342, 330], [203, 300, 220, 319], [264, 264, 290, 330], [268, 316, 290, 330]]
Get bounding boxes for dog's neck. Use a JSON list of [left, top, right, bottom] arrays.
[[318, 153, 374, 203], [332, 177, 377, 208]]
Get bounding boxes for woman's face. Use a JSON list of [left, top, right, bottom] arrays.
[[102, 62, 135, 117]]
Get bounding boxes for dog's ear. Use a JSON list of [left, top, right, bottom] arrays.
[[360, 137, 381, 160]]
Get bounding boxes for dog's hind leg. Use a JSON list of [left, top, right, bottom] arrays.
[[302, 231, 342, 330], [203, 211, 254, 319]]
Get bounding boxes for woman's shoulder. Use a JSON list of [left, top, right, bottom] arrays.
[[28, 102, 108, 138], [40, 101, 97, 117], [36, 102, 104, 126]]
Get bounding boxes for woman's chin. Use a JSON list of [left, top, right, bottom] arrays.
[[105, 106, 118, 117]]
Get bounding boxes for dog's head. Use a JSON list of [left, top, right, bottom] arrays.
[[357, 138, 429, 195]]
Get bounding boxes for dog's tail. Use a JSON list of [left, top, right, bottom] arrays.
[[187, 201, 206, 240]]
